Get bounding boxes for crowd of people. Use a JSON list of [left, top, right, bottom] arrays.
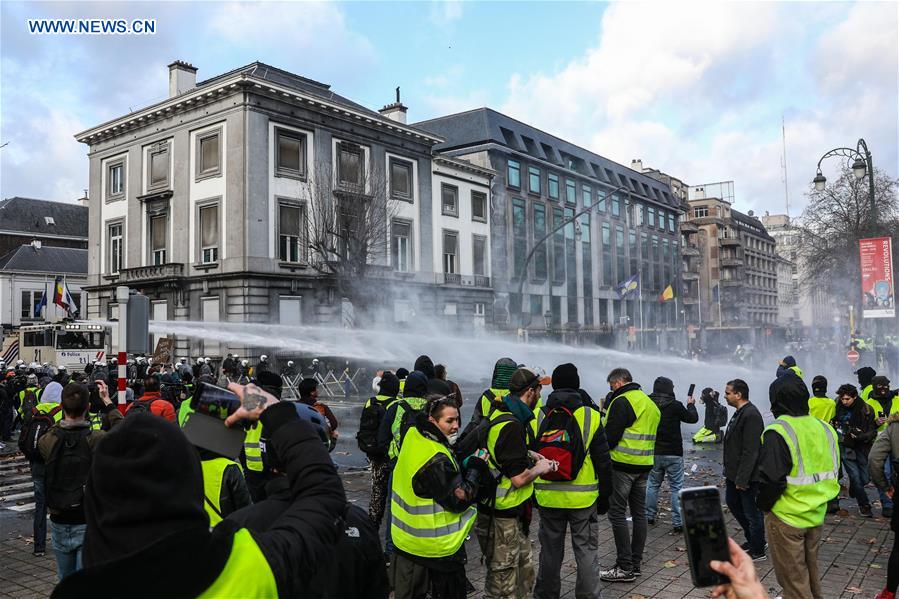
[[0, 350, 897, 599]]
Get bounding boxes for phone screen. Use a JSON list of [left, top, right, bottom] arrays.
[[688, 383, 696, 397], [191, 382, 241, 420], [681, 486, 729, 587]]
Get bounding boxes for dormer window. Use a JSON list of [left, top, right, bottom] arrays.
[[44, 216, 55, 226]]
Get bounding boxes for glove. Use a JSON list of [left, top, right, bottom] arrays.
[[596, 495, 610, 515]]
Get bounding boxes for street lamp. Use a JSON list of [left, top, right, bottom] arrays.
[[811, 138, 876, 217], [515, 184, 631, 330]]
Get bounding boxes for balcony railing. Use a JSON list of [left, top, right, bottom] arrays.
[[436, 273, 492, 287], [681, 246, 701, 257], [719, 236, 741, 246], [118, 263, 184, 283], [720, 279, 743, 287], [679, 221, 699, 233], [720, 257, 744, 267], [681, 271, 700, 281]]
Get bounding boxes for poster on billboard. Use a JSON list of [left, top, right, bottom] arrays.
[[859, 236, 894, 319]]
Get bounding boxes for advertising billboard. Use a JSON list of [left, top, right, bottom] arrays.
[[859, 237, 894, 319]]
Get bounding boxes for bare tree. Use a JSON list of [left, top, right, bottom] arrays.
[[301, 149, 399, 319], [796, 164, 899, 310]]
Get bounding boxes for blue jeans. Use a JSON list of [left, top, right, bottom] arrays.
[[645, 455, 685, 527], [725, 479, 765, 555], [31, 462, 47, 553], [840, 447, 871, 508], [49, 521, 86, 580]]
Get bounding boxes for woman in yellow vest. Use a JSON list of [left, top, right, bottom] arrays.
[[198, 448, 252, 526], [391, 395, 488, 599]]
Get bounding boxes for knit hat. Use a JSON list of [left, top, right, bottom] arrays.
[[652, 376, 674, 396], [396, 368, 409, 380], [491, 358, 517, 389], [811, 375, 827, 395], [256, 370, 283, 399], [403, 371, 429, 398], [378, 371, 400, 397], [855, 366, 876, 389], [782, 355, 796, 367], [551, 363, 580, 390], [509, 367, 541, 393], [428, 377, 452, 396]]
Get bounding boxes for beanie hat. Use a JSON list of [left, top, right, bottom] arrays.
[[855, 366, 876, 388], [83, 414, 206, 566], [256, 370, 282, 390], [782, 355, 796, 367], [403, 371, 429, 398], [491, 358, 517, 389], [395, 368, 409, 380], [509, 367, 541, 393], [652, 376, 674, 396], [811, 375, 827, 394], [378, 371, 400, 397], [551, 363, 580, 390]]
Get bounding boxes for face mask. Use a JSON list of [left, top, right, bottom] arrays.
[[447, 431, 460, 446]]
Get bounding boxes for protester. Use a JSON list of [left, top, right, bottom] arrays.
[[832, 383, 877, 517], [298, 377, 339, 447], [51, 382, 346, 598], [645, 376, 698, 533], [533, 363, 612, 599], [123, 373, 175, 422], [600, 367, 660, 583], [757, 371, 840, 599], [857, 366, 877, 402], [722, 379, 766, 560], [692, 387, 726, 443], [777, 355, 803, 379], [868, 410, 899, 599], [808, 376, 836, 422], [469, 357, 517, 427], [357, 371, 399, 527], [38, 381, 121, 580], [868, 375, 899, 518], [435, 363, 464, 407]]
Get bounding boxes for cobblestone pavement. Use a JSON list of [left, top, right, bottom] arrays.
[[2, 443, 892, 598]]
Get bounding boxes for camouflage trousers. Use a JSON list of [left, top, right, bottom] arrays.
[[368, 458, 390, 527], [475, 512, 535, 599]]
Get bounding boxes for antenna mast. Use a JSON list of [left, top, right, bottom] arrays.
[[781, 114, 790, 218]]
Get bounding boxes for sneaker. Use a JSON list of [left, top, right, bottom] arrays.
[[749, 551, 767, 562], [600, 566, 636, 583], [672, 525, 683, 534], [33, 551, 45, 557], [860, 505, 873, 518], [633, 564, 642, 577], [647, 518, 655, 526], [883, 507, 894, 518]]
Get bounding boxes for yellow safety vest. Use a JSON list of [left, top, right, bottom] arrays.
[[478, 388, 511, 421], [788, 365, 804, 379], [860, 384, 873, 402], [197, 528, 278, 598], [602, 388, 660, 467], [398, 379, 406, 398], [484, 408, 533, 511], [17, 387, 44, 417], [201, 457, 237, 527], [534, 405, 601, 509], [864, 397, 899, 432], [387, 396, 427, 460], [807, 396, 836, 423], [243, 424, 264, 472], [763, 415, 840, 529], [390, 426, 476, 558], [178, 399, 195, 428], [88, 412, 103, 431]]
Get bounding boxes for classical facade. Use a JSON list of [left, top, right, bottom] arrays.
[[415, 109, 684, 347], [76, 61, 491, 360]]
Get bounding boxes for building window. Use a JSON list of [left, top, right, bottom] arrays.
[[107, 161, 124, 199], [391, 220, 412, 272], [108, 222, 123, 274], [552, 206, 565, 283], [279, 296, 303, 326], [473, 235, 487, 277], [278, 202, 305, 263], [389, 158, 413, 201], [150, 214, 167, 265], [582, 185, 592, 207], [276, 129, 307, 178], [196, 130, 222, 179], [647, 206, 655, 228], [668, 213, 676, 233], [601, 222, 612, 286], [616, 225, 626, 283], [199, 204, 219, 263], [693, 206, 709, 218], [533, 203, 547, 280], [471, 191, 487, 222], [441, 184, 459, 216], [548, 173, 559, 200], [657, 209, 665, 229], [507, 159, 521, 189], [337, 142, 363, 188], [201, 297, 220, 356], [512, 199, 527, 278], [474, 302, 486, 316], [148, 144, 170, 190], [442, 231, 458, 274], [528, 166, 541, 194], [21, 290, 41, 319], [566, 180, 577, 205], [611, 194, 621, 217]]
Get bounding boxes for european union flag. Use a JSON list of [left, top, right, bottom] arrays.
[[616, 273, 640, 299]]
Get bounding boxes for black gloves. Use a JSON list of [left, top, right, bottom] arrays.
[[596, 495, 610, 515]]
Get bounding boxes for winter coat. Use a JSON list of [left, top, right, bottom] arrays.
[[832, 397, 877, 454], [650, 389, 699, 457], [722, 401, 764, 487], [867, 412, 899, 531]]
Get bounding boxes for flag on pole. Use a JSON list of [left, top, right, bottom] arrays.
[[35, 282, 47, 316], [660, 284, 675, 302], [52, 277, 78, 315], [616, 273, 640, 299]]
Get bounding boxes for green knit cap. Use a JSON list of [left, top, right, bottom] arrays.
[[491, 358, 518, 390]]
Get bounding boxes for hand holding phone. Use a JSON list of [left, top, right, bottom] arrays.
[[223, 382, 279, 427], [688, 383, 696, 404], [680, 486, 730, 587], [710, 538, 767, 599]]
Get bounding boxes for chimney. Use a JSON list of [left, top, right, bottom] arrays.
[[379, 86, 408, 124], [631, 158, 644, 172], [693, 186, 706, 199], [168, 60, 197, 98], [31, 239, 42, 250], [77, 189, 89, 207]]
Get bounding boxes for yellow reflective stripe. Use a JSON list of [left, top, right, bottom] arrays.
[[621, 431, 656, 441], [614, 446, 653, 456], [392, 508, 476, 538], [243, 442, 260, 449], [534, 482, 598, 492], [392, 491, 451, 517], [245, 455, 263, 462]]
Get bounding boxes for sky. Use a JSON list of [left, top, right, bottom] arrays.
[[1, 1, 896, 218]]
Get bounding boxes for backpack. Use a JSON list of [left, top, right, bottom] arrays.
[[45, 428, 93, 512], [396, 400, 422, 446], [534, 405, 589, 481], [20, 388, 39, 424], [125, 398, 157, 418], [357, 397, 389, 457], [460, 389, 497, 439], [18, 405, 62, 461], [454, 406, 516, 463]]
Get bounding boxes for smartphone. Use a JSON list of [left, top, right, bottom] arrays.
[[191, 382, 241, 420], [680, 486, 729, 587], [688, 383, 696, 398]]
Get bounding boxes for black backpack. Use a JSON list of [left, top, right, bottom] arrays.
[[534, 405, 589, 481], [125, 398, 157, 417], [45, 428, 93, 512], [18, 405, 62, 461], [357, 396, 390, 457], [20, 388, 40, 424], [454, 405, 516, 463], [396, 400, 423, 448]]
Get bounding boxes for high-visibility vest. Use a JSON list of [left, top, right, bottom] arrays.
[[202, 457, 237, 527], [531, 396, 544, 438], [788, 365, 804, 379], [196, 528, 278, 598], [243, 424, 264, 472], [478, 388, 510, 420], [602, 388, 660, 467], [807, 396, 836, 423], [763, 415, 840, 529], [864, 397, 899, 432], [17, 387, 43, 417], [860, 384, 873, 402], [534, 405, 601, 509], [387, 396, 427, 460], [88, 412, 103, 430], [484, 408, 533, 511], [178, 399, 195, 427], [398, 379, 406, 398], [390, 426, 476, 558]]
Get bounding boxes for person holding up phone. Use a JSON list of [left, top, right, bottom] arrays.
[[51, 382, 347, 599], [709, 538, 770, 599]]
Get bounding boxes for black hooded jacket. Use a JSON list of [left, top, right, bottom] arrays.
[[52, 404, 346, 599], [649, 378, 698, 457], [603, 381, 653, 473], [756, 372, 819, 512], [376, 371, 429, 461]]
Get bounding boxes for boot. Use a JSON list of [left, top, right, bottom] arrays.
[[874, 589, 895, 599]]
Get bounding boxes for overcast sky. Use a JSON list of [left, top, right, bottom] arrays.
[[1, 1, 896, 217]]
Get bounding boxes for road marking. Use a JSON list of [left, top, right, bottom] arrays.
[[0, 491, 35, 502], [7, 502, 35, 512], [0, 482, 32, 493]]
